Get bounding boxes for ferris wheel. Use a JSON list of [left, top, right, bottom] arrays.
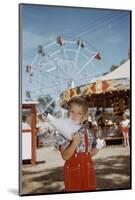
[[25, 36, 103, 111]]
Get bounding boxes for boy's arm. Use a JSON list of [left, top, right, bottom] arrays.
[[59, 133, 81, 161]]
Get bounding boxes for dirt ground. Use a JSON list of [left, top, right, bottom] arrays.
[[21, 144, 131, 195]]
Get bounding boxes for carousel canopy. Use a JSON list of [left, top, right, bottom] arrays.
[[60, 59, 130, 108]]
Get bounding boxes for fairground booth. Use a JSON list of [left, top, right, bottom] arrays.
[[22, 101, 38, 165]]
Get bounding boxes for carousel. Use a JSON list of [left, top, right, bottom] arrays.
[[60, 59, 130, 140]]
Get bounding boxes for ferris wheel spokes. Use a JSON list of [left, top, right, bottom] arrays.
[[26, 36, 102, 101], [64, 48, 77, 53], [45, 48, 72, 79], [61, 45, 73, 76], [31, 54, 39, 66], [76, 52, 100, 76], [79, 51, 90, 60], [72, 39, 82, 75], [30, 78, 70, 93], [85, 46, 96, 55], [49, 49, 61, 57], [64, 39, 76, 45], [32, 61, 71, 89], [43, 40, 57, 49], [42, 97, 58, 113]]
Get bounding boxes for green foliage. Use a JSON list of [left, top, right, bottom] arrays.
[[110, 64, 119, 72]]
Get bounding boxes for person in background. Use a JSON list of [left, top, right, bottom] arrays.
[[113, 122, 119, 135], [22, 115, 31, 130], [120, 114, 130, 147], [36, 114, 48, 146], [36, 113, 55, 147], [95, 107, 102, 120], [87, 113, 92, 128]]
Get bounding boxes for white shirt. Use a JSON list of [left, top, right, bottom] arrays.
[[88, 116, 92, 122], [92, 120, 98, 126], [120, 119, 130, 127]]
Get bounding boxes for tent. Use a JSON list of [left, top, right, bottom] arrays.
[[90, 59, 130, 82]]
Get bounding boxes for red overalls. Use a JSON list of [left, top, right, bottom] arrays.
[[64, 130, 96, 191]]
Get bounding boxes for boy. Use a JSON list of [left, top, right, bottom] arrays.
[[56, 97, 99, 191]]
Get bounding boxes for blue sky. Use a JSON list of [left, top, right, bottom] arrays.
[[21, 4, 130, 101]]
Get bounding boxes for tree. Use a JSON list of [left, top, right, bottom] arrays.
[[110, 64, 119, 72], [120, 59, 126, 65], [110, 58, 127, 72], [25, 91, 32, 100]]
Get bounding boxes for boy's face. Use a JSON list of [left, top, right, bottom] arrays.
[[68, 103, 87, 124]]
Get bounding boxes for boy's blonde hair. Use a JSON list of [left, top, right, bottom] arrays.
[[68, 97, 89, 113]]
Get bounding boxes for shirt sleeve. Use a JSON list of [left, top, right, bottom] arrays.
[[77, 126, 85, 135], [55, 134, 70, 148]]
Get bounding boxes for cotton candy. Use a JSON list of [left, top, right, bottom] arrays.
[[47, 114, 81, 140]]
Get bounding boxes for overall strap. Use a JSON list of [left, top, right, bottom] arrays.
[[84, 129, 88, 152]]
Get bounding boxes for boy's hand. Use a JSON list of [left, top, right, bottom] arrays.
[[60, 133, 81, 161], [96, 138, 106, 149], [72, 133, 81, 146]]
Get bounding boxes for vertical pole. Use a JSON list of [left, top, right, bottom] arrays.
[[31, 104, 36, 165], [70, 80, 75, 88]]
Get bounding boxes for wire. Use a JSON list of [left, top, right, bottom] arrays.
[[78, 13, 128, 38], [64, 10, 121, 38], [61, 11, 128, 51]]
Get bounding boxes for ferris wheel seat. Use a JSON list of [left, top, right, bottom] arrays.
[[94, 52, 101, 60], [77, 39, 85, 48], [56, 36, 64, 45], [26, 65, 32, 73]]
